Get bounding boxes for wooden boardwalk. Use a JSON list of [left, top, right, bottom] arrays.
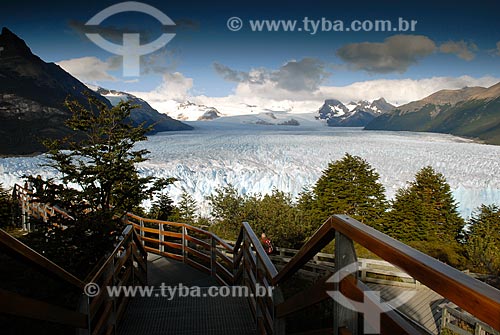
[[367, 283, 447, 334]]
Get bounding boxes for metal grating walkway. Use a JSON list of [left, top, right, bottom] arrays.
[[118, 254, 257, 335], [118, 288, 257, 335]]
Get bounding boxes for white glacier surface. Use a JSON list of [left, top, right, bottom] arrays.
[[1, 117, 500, 219]]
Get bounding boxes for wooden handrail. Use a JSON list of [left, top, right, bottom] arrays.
[[272, 221, 335, 285], [329, 214, 500, 331], [88, 225, 133, 284], [271, 214, 500, 332], [13, 183, 74, 220], [242, 222, 279, 279], [0, 229, 86, 290]]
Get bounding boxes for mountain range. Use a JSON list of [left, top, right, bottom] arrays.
[[94, 87, 193, 131], [0, 27, 190, 155], [317, 98, 395, 127], [365, 83, 500, 145], [165, 101, 222, 121]]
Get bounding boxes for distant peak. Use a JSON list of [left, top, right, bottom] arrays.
[[324, 99, 343, 105]]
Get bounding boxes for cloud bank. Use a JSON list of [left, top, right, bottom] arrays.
[[336, 35, 436, 73]]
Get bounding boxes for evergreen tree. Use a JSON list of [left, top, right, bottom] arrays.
[[246, 189, 304, 248], [295, 187, 323, 237], [384, 166, 464, 244], [39, 97, 172, 220], [311, 153, 387, 226], [176, 189, 197, 224], [207, 184, 246, 238], [150, 193, 176, 221], [465, 204, 500, 275], [0, 183, 13, 227]]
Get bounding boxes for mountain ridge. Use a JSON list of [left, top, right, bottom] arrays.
[[365, 83, 500, 145], [317, 98, 395, 127], [0, 27, 191, 155]]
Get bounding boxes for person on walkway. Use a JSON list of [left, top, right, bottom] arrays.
[[261, 233, 274, 255]]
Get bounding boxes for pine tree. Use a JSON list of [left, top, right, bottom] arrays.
[[311, 153, 388, 227], [384, 166, 464, 244], [177, 189, 197, 224], [150, 193, 176, 221], [207, 184, 246, 237], [465, 204, 500, 275]]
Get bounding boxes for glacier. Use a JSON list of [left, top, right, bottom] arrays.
[[1, 115, 500, 219]]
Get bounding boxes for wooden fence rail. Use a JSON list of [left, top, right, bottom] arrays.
[[125, 212, 234, 286], [270, 246, 420, 288]]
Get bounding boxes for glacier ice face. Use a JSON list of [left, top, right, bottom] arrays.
[[1, 119, 499, 219]]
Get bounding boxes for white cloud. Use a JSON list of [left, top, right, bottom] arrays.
[[439, 41, 477, 61], [57, 56, 117, 82], [316, 76, 499, 105], [131, 72, 193, 113], [497, 41, 500, 56], [132, 72, 500, 117]]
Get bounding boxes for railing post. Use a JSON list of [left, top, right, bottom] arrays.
[[159, 223, 164, 254], [255, 242, 263, 331], [333, 231, 359, 335], [182, 226, 187, 263], [441, 306, 448, 333], [242, 230, 249, 285], [211, 235, 216, 278], [139, 219, 145, 246], [86, 294, 92, 335], [21, 202, 27, 231], [475, 323, 482, 335]]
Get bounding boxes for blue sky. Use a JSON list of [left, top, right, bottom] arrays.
[[1, 0, 500, 108]]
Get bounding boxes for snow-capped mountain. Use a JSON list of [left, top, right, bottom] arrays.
[[318, 98, 394, 127], [94, 87, 192, 132], [173, 101, 222, 121]]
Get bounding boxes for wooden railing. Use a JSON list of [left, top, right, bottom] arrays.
[[232, 215, 500, 335], [12, 183, 74, 231], [441, 304, 500, 335], [233, 222, 279, 334], [271, 247, 421, 288], [125, 213, 235, 286], [0, 224, 147, 335]]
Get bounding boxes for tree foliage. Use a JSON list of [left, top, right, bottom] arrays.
[[149, 193, 176, 221], [19, 97, 173, 277], [465, 204, 500, 275], [0, 183, 14, 227], [308, 153, 388, 227], [39, 97, 172, 219], [207, 184, 246, 237], [173, 189, 198, 224], [384, 166, 464, 244], [382, 166, 465, 267], [207, 185, 305, 247]]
